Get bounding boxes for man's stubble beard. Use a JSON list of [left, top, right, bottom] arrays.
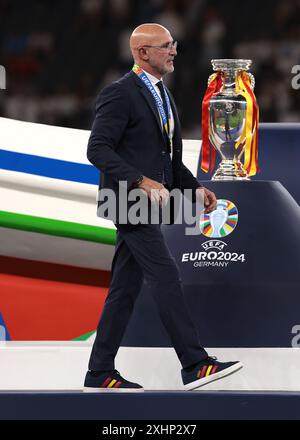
[[149, 60, 174, 76]]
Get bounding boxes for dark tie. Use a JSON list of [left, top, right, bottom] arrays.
[[157, 81, 173, 188]]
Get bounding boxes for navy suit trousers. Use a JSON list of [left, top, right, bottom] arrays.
[[88, 223, 208, 371]]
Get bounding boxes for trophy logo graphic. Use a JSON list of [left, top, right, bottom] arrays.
[[200, 199, 238, 238]]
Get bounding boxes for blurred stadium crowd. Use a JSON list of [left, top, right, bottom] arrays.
[[0, 0, 300, 138]]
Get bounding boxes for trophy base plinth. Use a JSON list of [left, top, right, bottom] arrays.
[[212, 160, 249, 181]]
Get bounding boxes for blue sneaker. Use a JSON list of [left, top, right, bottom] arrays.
[[182, 357, 243, 390], [83, 369, 144, 393]]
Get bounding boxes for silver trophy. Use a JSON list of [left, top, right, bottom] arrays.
[[208, 59, 256, 180]]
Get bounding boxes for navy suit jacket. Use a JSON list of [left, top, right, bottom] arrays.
[[87, 70, 201, 223]]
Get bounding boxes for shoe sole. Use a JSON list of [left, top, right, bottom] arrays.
[[83, 387, 144, 393], [184, 362, 243, 391]]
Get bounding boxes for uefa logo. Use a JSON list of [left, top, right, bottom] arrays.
[[200, 199, 238, 238]]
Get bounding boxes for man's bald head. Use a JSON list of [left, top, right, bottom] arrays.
[[129, 23, 176, 79], [130, 23, 172, 62]]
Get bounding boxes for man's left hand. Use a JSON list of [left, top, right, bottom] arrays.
[[196, 187, 217, 213]]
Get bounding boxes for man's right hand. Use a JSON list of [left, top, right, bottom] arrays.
[[137, 176, 169, 207]]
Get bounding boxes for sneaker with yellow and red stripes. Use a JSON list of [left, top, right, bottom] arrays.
[[83, 369, 144, 392], [182, 356, 243, 390]]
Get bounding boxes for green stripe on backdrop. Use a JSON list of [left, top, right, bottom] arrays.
[[0, 211, 116, 245], [73, 331, 96, 341]]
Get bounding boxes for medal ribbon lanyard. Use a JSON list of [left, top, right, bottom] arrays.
[[132, 64, 172, 146]]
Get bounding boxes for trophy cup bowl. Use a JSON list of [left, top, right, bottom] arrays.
[[209, 59, 255, 180]]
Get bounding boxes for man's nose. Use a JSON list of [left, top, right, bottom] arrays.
[[170, 46, 177, 56]]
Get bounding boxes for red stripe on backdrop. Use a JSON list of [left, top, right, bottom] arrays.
[[0, 273, 108, 340], [0, 256, 111, 287]]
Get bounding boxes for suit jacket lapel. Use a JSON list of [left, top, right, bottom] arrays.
[[131, 71, 165, 141], [130, 71, 182, 151], [140, 88, 163, 131]]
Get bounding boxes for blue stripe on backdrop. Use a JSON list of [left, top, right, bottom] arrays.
[[0, 149, 99, 185], [0, 312, 11, 341]]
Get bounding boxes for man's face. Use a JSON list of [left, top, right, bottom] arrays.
[[145, 33, 177, 76]]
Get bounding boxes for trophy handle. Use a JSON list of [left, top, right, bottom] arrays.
[[208, 74, 216, 86], [248, 73, 255, 90]]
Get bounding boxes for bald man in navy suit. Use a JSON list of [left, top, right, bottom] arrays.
[[84, 24, 242, 392]]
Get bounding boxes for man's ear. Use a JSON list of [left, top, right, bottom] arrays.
[[139, 47, 149, 61]]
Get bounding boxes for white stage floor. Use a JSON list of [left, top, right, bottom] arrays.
[[1, 342, 299, 392]]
